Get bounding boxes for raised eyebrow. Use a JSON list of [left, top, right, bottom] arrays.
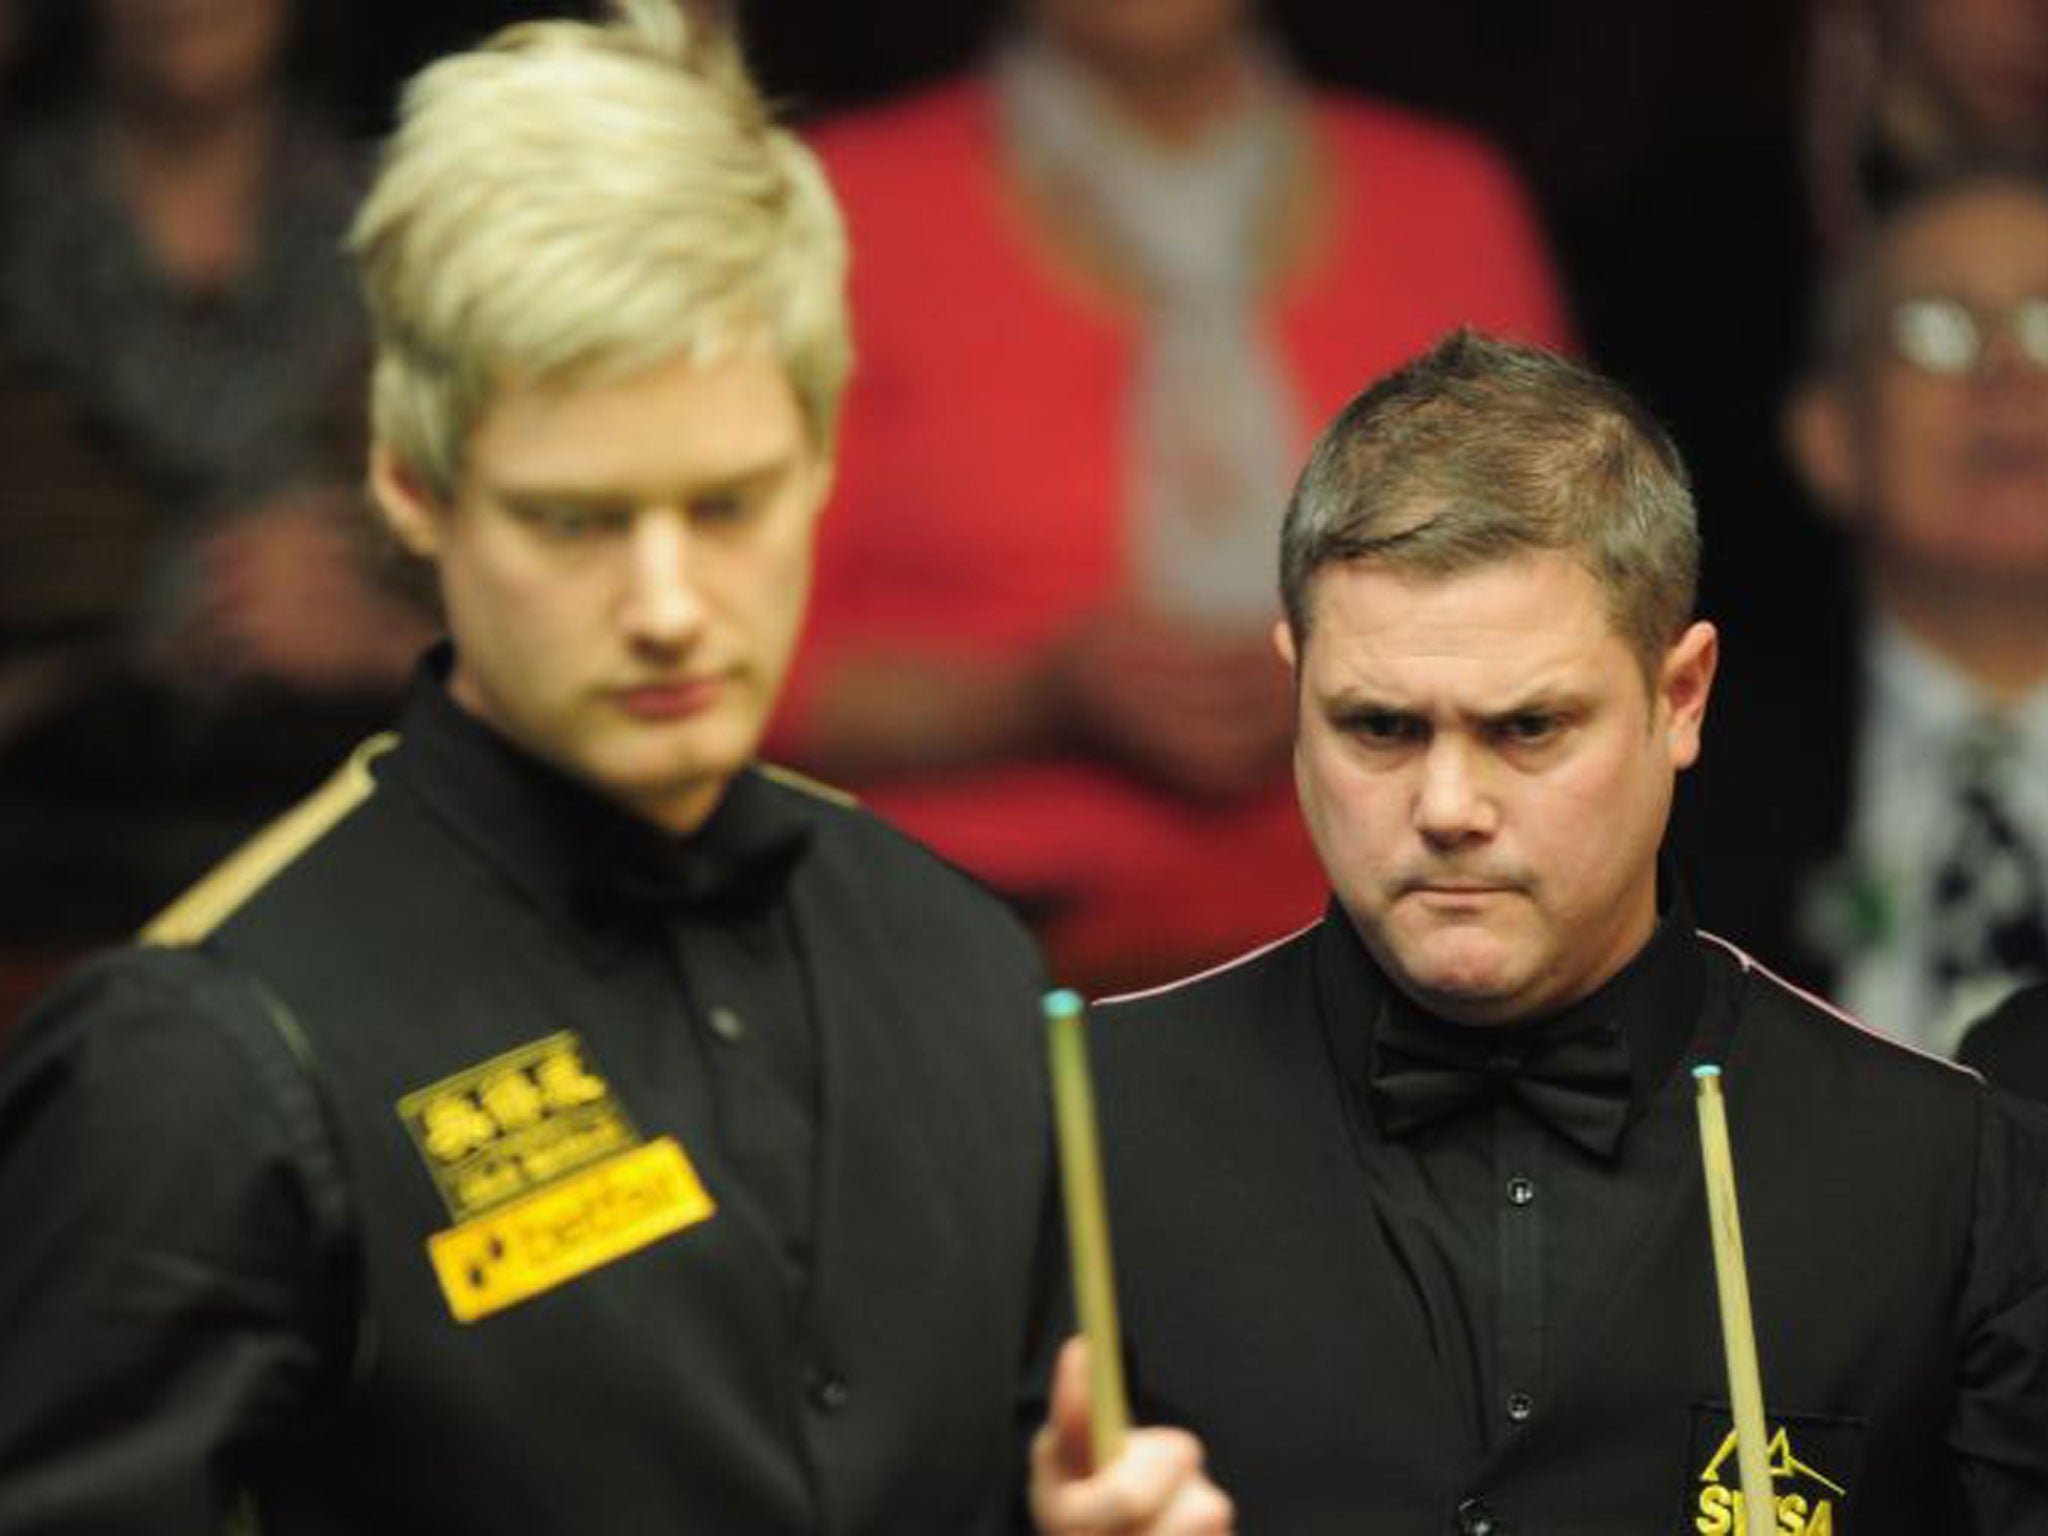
[[1474, 693, 1581, 727], [1322, 689, 1417, 719]]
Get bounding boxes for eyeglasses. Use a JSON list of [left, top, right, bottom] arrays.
[[1886, 294, 2048, 376]]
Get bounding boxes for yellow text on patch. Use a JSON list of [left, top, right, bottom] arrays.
[[399, 1031, 630, 1221], [427, 1137, 713, 1323]]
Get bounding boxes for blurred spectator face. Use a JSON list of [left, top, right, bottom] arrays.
[[1889, 0, 2048, 156], [1801, 184, 2048, 588], [1029, 0, 1252, 78], [372, 347, 833, 834], [95, 0, 289, 115]]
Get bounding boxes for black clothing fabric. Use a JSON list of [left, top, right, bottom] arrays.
[[1091, 907, 2048, 1534], [1961, 982, 2048, 1105], [0, 666, 1056, 1534], [1335, 902, 1708, 1450]]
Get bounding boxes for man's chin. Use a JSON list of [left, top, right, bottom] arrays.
[[1407, 986, 1528, 1028], [1388, 949, 1530, 1026], [605, 771, 737, 832], [580, 738, 753, 830]]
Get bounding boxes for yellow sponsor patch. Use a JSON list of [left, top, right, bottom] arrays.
[[400, 1032, 636, 1222], [401, 1034, 719, 1320], [427, 1137, 715, 1323]]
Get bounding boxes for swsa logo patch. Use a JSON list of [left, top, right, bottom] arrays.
[[1688, 1407, 1864, 1534]]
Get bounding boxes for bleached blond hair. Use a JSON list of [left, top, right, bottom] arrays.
[[350, 0, 850, 500]]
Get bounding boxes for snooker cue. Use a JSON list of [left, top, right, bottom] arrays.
[[1043, 987, 1130, 1468], [1693, 1064, 1775, 1529]]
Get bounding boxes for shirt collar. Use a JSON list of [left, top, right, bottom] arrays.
[[1866, 612, 2048, 767], [380, 648, 811, 955], [1315, 870, 1704, 1146]]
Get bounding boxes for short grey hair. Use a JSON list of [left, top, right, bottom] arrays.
[[350, 0, 850, 502], [1279, 330, 1699, 679]]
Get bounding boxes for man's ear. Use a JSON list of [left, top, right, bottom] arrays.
[[1273, 617, 1298, 674], [1783, 377, 1862, 529], [369, 444, 446, 559], [1659, 619, 1718, 771]]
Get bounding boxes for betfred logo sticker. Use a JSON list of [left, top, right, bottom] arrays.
[[426, 1137, 714, 1322], [1688, 1407, 1864, 1534], [399, 1033, 716, 1321]]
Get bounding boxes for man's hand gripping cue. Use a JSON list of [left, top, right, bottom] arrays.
[[1029, 1338, 1235, 1535]]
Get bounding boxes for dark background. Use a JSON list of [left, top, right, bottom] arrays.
[[331, 0, 1824, 590], [340, 2, 1806, 218]]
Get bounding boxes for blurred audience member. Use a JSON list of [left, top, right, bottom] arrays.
[[0, 0, 428, 953], [771, 0, 1569, 990], [1569, 0, 2048, 648], [1684, 169, 2048, 1054], [0, 0, 151, 678], [1958, 978, 2048, 1096], [1807, 0, 2048, 251]]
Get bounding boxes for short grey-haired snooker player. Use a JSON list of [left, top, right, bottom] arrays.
[[1029, 330, 2048, 1534]]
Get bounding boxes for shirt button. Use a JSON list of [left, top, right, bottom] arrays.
[[805, 1368, 849, 1412], [1505, 1390, 1534, 1423], [706, 1005, 746, 1043], [1456, 1496, 1497, 1536], [1506, 1175, 1535, 1207]]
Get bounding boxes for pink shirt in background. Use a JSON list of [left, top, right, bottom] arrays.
[[773, 77, 1573, 988]]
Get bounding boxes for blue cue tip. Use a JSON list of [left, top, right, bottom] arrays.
[[1043, 988, 1085, 1019], [1692, 1063, 1723, 1080]]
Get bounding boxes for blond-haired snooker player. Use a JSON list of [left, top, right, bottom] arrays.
[[0, 5, 1080, 1529]]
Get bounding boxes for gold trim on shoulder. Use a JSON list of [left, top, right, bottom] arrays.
[[755, 760, 858, 809], [141, 734, 399, 946]]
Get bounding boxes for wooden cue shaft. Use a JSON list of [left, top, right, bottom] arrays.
[[1043, 988, 1131, 1468], [1693, 1065, 1775, 1529]]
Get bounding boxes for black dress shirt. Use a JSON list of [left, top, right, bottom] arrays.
[[1086, 895, 2048, 1532], [1320, 901, 1715, 1450]]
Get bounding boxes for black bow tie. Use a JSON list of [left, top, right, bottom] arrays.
[[590, 800, 809, 921], [1369, 1005, 1633, 1157]]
